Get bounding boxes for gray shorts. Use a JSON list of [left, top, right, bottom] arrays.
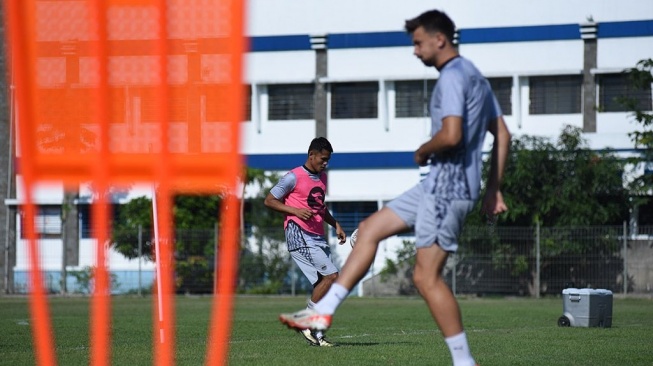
[[386, 183, 475, 252], [286, 221, 338, 285]]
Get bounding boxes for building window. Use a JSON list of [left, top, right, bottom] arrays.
[[139, 85, 189, 122], [598, 73, 652, 112], [21, 205, 62, 238], [245, 84, 252, 121], [268, 84, 314, 120], [79, 204, 92, 239], [529, 75, 582, 114], [488, 77, 512, 116], [329, 201, 378, 235], [79, 203, 123, 239], [331, 82, 378, 119], [204, 84, 252, 122], [395, 79, 436, 118]]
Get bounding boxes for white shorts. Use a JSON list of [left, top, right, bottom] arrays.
[[285, 221, 338, 285], [386, 183, 475, 252]]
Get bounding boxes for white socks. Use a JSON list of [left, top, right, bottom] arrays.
[[314, 283, 349, 315], [445, 332, 476, 366]]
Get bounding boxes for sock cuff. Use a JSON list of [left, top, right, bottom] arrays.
[[445, 332, 467, 345]]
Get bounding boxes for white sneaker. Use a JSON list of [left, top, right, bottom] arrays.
[[279, 308, 332, 331], [317, 337, 335, 347], [300, 329, 319, 346]]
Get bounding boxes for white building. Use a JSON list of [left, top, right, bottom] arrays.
[[2, 0, 652, 293]]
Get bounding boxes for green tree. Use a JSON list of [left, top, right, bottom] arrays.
[[109, 168, 288, 294], [471, 125, 629, 295], [238, 169, 292, 294], [112, 196, 154, 259], [481, 125, 628, 227], [620, 58, 653, 209]]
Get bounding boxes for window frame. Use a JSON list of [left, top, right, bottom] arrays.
[[529, 75, 582, 115], [598, 73, 652, 112], [267, 83, 315, 121], [330, 82, 379, 119], [394, 79, 437, 118]]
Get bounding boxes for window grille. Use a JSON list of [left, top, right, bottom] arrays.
[[139, 85, 188, 122], [529, 75, 582, 114], [395, 79, 436, 118], [598, 73, 652, 112], [21, 205, 62, 238], [204, 84, 251, 122], [268, 84, 314, 120], [488, 77, 512, 116], [331, 82, 378, 119], [329, 201, 378, 234]]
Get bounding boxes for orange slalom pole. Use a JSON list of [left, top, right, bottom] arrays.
[[205, 0, 247, 364], [4, 0, 57, 364], [152, 0, 175, 364], [88, 1, 113, 365], [206, 193, 242, 366]]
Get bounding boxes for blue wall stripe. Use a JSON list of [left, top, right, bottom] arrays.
[[246, 151, 415, 170], [329, 31, 412, 49], [459, 24, 579, 43], [598, 20, 653, 38], [249, 34, 311, 52], [248, 20, 653, 52], [245, 148, 643, 171]]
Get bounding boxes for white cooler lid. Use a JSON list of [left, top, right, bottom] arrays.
[[562, 288, 613, 295]]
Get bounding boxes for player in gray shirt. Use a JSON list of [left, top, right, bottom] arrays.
[[280, 10, 511, 366]]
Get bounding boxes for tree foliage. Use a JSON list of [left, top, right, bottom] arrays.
[[620, 58, 653, 199], [109, 168, 289, 294], [473, 125, 629, 227], [112, 196, 154, 260], [237, 169, 293, 294]]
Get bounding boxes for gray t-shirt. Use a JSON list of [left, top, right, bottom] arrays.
[[428, 56, 502, 200]]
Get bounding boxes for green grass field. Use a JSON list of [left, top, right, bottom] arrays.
[[1, 295, 652, 365]]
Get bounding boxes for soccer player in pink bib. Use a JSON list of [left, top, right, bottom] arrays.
[[265, 137, 347, 347]]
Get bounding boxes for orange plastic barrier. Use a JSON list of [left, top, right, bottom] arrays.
[[3, 0, 246, 365]]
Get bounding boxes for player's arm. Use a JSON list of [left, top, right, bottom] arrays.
[[324, 208, 346, 244], [481, 115, 511, 216], [264, 193, 314, 221], [414, 116, 463, 165], [263, 174, 314, 220]]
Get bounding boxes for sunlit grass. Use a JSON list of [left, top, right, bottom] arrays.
[[1, 295, 651, 365]]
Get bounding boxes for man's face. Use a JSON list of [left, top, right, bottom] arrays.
[[307, 149, 331, 173], [411, 26, 440, 67]]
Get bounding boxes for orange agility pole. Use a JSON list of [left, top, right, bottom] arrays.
[[3, 0, 246, 365]]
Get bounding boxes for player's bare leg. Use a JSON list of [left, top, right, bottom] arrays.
[[413, 243, 463, 336], [414, 243, 476, 365], [311, 272, 337, 303], [336, 207, 409, 289], [279, 208, 407, 331]]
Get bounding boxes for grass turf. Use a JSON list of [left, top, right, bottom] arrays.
[[0, 295, 652, 365]]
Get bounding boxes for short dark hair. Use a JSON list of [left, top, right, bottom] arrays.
[[404, 10, 455, 43], [308, 137, 333, 154]]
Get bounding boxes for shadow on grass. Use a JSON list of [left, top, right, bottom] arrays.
[[331, 341, 416, 347]]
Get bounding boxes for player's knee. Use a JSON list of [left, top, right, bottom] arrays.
[[412, 268, 436, 291]]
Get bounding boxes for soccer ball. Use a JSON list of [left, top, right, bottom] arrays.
[[349, 228, 358, 248]]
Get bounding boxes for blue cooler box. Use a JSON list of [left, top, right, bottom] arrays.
[[558, 288, 613, 328]]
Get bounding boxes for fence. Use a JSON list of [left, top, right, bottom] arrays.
[[8, 224, 653, 297]]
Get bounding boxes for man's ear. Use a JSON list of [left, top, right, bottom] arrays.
[[435, 32, 448, 48]]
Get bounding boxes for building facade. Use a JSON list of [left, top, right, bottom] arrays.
[[2, 0, 652, 293]]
